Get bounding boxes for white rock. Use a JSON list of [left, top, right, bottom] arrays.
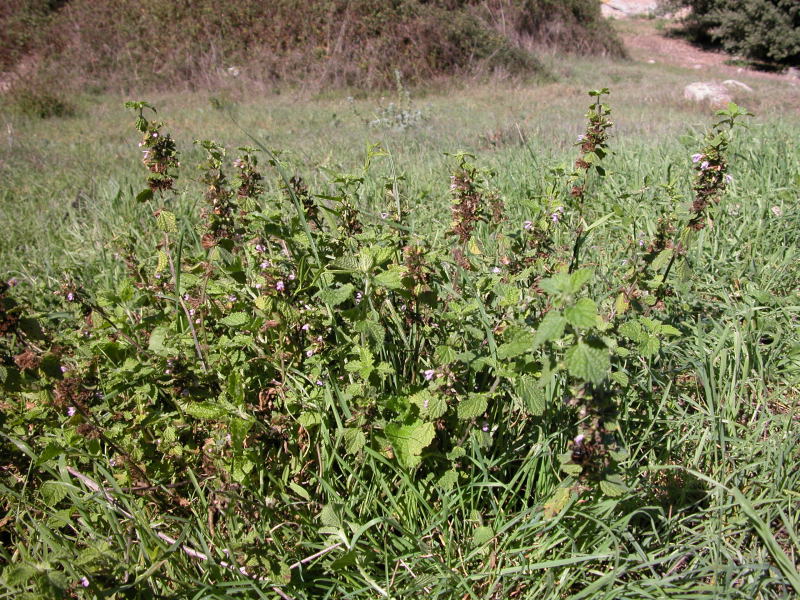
[[683, 82, 733, 106], [722, 79, 753, 92]]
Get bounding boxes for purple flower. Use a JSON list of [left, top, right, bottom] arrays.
[[81, 577, 89, 587], [355, 291, 363, 304], [492, 267, 501, 274], [380, 212, 389, 219], [523, 220, 533, 230], [306, 349, 314, 357], [551, 212, 561, 224], [228, 294, 237, 302], [60, 365, 69, 373], [691, 153, 704, 163], [275, 280, 285, 291], [288, 273, 296, 281], [255, 244, 266, 253], [725, 174, 733, 183], [260, 261, 271, 269], [700, 161, 709, 171], [67, 407, 76, 417], [254, 283, 262, 289], [423, 369, 435, 381], [66, 292, 75, 302], [316, 380, 324, 386], [301, 323, 310, 331]]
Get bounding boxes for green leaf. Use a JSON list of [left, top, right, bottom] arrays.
[[515, 375, 545, 415], [457, 393, 488, 420], [659, 324, 681, 337], [343, 428, 366, 454], [565, 342, 609, 384], [385, 420, 435, 469], [437, 469, 459, 491], [434, 345, 457, 365], [610, 371, 629, 387], [220, 312, 249, 327], [316, 283, 355, 306], [40, 481, 69, 506], [639, 336, 660, 357], [147, 326, 171, 356], [319, 504, 342, 528], [496, 330, 535, 360], [410, 390, 447, 420], [539, 272, 570, 296], [568, 268, 593, 294], [36, 442, 63, 466], [473, 526, 494, 547], [543, 487, 571, 519], [298, 412, 322, 428], [182, 401, 227, 420], [599, 475, 628, 497], [619, 321, 644, 342], [373, 265, 407, 290], [533, 311, 566, 348], [155, 210, 177, 233], [564, 297, 597, 329], [136, 188, 154, 203]]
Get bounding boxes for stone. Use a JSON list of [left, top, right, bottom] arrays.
[[722, 79, 753, 92], [683, 82, 733, 107]]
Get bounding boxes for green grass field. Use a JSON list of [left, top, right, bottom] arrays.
[[1, 35, 799, 600]]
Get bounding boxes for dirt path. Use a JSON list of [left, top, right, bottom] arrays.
[[604, 3, 798, 83]]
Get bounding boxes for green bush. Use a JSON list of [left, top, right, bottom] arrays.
[[665, 0, 800, 66], [0, 0, 623, 92]]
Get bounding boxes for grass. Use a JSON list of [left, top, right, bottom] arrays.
[[1, 44, 799, 599]]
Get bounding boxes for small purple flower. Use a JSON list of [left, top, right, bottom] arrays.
[[288, 273, 296, 281], [260, 261, 271, 269], [255, 244, 266, 253], [551, 213, 560, 224], [301, 323, 310, 331], [60, 365, 69, 373], [574, 433, 585, 444], [481, 422, 490, 432], [7, 277, 17, 287], [228, 294, 237, 302], [152, 132, 158, 138], [577, 135, 585, 142], [355, 291, 363, 304], [700, 161, 709, 171], [380, 212, 389, 219], [67, 407, 76, 417], [189, 308, 195, 316], [275, 280, 285, 291], [725, 174, 733, 183], [423, 369, 435, 381], [492, 267, 501, 274], [81, 577, 89, 587], [66, 292, 75, 302], [316, 380, 324, 386], [523, 220, 533, 230], [691, 153, 704, 164], [306, 349, 314, 357], [254, 283, 262, 289]]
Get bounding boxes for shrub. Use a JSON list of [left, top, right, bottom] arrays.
[[1, 0, 624, 92], [663, 0, 800, 66]]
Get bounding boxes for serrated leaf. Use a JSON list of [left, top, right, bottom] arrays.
[[650, 248, 673, 272], [384, 420, 435, 469], [639, 336, 660, 357], [599, 476, 628, 497], [354, 319, 385, 346], [516, 375, 545, 415], [446, 446, 466, 460], [435, 345, 457, 364], [610, 371, 629, 387], [615, 292, 629, 315], [373, 265, 407, 290], [319, 504, 341, 528], [565, 297, 597, 329], [343, 428, 365, 454], [565, 342, 609, 384], [496, 330, 535, 360], [659, 324, 681, 337], [437, 469, 459, 491], [561, 463, 584, 475], [473, 526, 494, 546], [619, 321, 644, 342], [155, 210, 177, 233], [155, 249, 168, 274], [40, 481, 69, 506], [539, 272, 570, 296], [332, 256, 360, 272], [147, 326, 171, 356], [457, 393, 488, 420], [316, 283, 355, 306], [543, 487, 571, 519], [410, 390, 447, 420], [533, 311, 566, 348], [298, 412, 322, 428], [36, 442, 63, 466], [182, 401, 227, 420], [136, 188, 154, 203], [220, 312, 248, 327], [568, 268, 593, 293]]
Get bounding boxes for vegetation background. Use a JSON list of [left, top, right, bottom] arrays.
[[1, 1, 799, 599]]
